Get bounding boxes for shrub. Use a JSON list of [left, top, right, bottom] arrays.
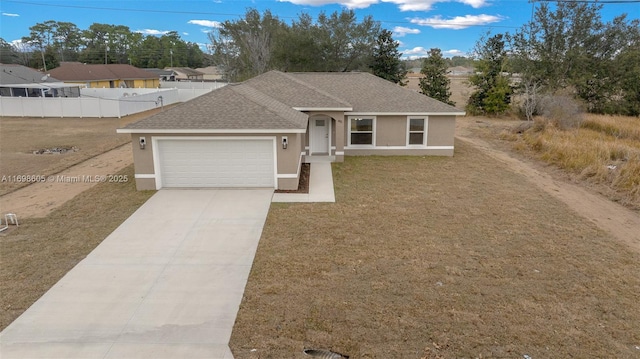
[[539, 95, 584, 130]]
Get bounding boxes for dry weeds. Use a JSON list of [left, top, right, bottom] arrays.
[[0, 165, 154, 330], [230, 140, 640, 358], [501, 114, 640, 209]]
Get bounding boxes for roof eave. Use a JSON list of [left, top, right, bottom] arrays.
[[116, 128, 307, 134], [293, 107, 353, 112], [345, 111, 466, 116]]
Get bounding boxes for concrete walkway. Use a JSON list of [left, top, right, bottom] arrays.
[[0, 189, 273, 359], [272, 162, 335, 203]]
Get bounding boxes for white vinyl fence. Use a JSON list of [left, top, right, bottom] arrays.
[[0, 85, 222, 118], [160, 81, 227, 90]]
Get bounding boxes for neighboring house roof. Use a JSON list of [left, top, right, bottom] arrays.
[[144, 68, 177, 77], [48, 63, 158, 82], [194, 66, 221, 75], [121, 70, 462, 132], [122, 83, 308, 131], [166, 67, 204, 77], [0, 64, 60, 84]]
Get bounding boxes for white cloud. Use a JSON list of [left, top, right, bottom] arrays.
[[279, 0, 489, 10], [188, 19, 222, 28], [383, 0, 489, 11], [2, 12, 19, 17], [278, 0, 378, 8], [393, 26, 420, 37], [401, 47, 467, 59], [402, 46, 430, 57], [443, 49, 466, 56], [410, 14, 502, 29], [183, 32, 190, 36], [135, 29, 171, 35]]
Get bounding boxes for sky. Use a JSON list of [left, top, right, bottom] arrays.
[[1, 0, 638, 59]]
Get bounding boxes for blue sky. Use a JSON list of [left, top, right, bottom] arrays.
[[1, 0, 638, 59]]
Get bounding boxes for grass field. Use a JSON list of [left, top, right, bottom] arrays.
[[230, 140, 640, 358]]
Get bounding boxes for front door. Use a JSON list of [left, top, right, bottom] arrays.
[[310, 117, 329, 154]]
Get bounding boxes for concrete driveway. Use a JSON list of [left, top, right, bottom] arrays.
[[0, 189, 273, 359]]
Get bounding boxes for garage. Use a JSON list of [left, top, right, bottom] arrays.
[[155, 138, 276, 188]]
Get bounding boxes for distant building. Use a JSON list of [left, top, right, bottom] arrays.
[[144, 68, 178, 81], [447, 66, 474, 76], [165, 67, 205, 81], [49, 63, 159, 88], [194, 66, 224, 81]]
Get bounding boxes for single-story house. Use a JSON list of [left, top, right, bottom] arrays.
[[49, 63, 159, 88], [117, 70, 464, 191], [165, 67, 204, 81], [0, 64, 81, 97], [194, 66, 224, 81], [144, 68, 178, 82]]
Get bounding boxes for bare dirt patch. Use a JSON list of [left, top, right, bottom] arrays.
[[0, 107, 168, 196], [455, 117, 640, 253], [230, 141, 640, 358], [1, 144, 133, 219]]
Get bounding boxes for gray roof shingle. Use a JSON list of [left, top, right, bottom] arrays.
[[0, 64, 60, 84], [243, 71, 352, 110], [121, 70, 463, 132], [122, 83, 307, 131], [288, 72, 463, 113]]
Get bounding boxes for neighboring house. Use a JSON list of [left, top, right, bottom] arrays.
[[166, 67, 204, 81], [0, 64, 80, 97], [117, 70, 464, 191], [448, 66, 474, 76], [194, 66, 224, 81], [144, 68, 178, 82], [49, 63, 159, 88]]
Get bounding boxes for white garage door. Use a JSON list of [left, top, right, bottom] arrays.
[[157, 138, 275, 188]]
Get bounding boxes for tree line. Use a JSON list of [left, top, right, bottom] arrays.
[[0, 21, 208, 70], [464, 1, 639, 117], [209, 8, 406, 82]]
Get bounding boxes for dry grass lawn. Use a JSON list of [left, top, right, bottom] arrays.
[[230, 139, 640, 358], [0, 108, 168, 196], [0, 165, 154, 330]]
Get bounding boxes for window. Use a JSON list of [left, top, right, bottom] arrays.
[[349, 117, 375, 145], [408, 118, 426, 145]]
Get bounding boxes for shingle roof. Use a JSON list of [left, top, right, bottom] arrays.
[[0, 64, 60, 84], [287, 72, 463, 113], [49, 63, 158, 82], [120, 70, 463, 132], [144, 68, 176, 77], [167, 67, 204, 76], [122, 83, 307, 131], [243, 71, 352, 110]]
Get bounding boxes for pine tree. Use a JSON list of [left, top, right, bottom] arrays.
[[467, 33, 511, 115], [419, 48, 454, 105], [370, 29, 407, 85]]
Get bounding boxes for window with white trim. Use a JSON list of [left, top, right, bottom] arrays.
[[349, 117, 375, 146], [407, 117, 426, 145]]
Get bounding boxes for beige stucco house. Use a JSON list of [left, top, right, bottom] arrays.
[[117, 70, 464, 191]]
